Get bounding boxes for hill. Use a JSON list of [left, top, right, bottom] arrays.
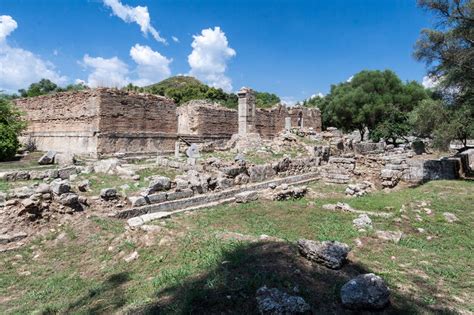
[[125, 76, 280, 109]]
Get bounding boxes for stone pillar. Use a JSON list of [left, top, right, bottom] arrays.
[[285, 117, 291, 132], [238, 87, 256, 136], [174, 141, 180, 159]]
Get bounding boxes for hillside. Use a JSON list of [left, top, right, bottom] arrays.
[[124, 76, 281, 109]]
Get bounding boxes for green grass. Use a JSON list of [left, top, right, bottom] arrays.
[[0, 152, 56, 171], [0, 180, 473, 314], [0, 179, 9, 192]]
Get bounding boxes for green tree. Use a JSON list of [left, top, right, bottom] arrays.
[[414, 0, 474, 148], [255, 92, 280, 108], [0, 98, 26, 161], [314, 70, 429, 142], [18, 79, 59, 97]]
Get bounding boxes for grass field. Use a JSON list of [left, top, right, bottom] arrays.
[[0, 180, 473, 314]]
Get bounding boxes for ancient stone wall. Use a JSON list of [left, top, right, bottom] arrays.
[[177, 100, 238, 136], [97, 90, 177, 156], [15, 89, 178, 157], [14, 90, 101, 155], [177, 101, 321, 138]]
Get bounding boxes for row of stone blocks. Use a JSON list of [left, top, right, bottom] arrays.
[[114, 172, 321, 220]]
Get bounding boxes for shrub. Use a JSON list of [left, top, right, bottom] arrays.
[[0, 98, 26, 161]]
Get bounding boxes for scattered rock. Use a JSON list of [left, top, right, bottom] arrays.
[[58, 193, 79, 207], [100, 188, 117, 200], [124, 251, 139, 262], [297, 239, 350, 269], [38, 151, 56, 165], [54, 152, 76, 166], [271, 185, 307, 201], [35, 183, 51, 194], [77, 180, 90, 192], [375, 230, 403, 243], [146, 176, 171, 194], [50, 179, 70, 195], [0, 232, 28, 244], [352, 214, 372, 230], [256, 286, 311, 314], [235, 191, 258, 203], [443, 212, 458, 223], [340, 273, 390, 310]]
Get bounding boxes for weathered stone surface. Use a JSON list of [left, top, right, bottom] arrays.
[[147, 176, 171, 194], [256, 286, 311, 315], [94, 158, 120, 174], [235, 191, 258, 203], [77, 180, 90, 192], [50, 179, 70, 195], [340, 273, 390, 310], [166, 189, 193, 201], [443, 212, 458, 223], [297, 239, 350, 269], [0, 232, 28, 244], [375, 230, 403, 243], [58, 166, 77, 180], [58, 193, 79, 206], [272, 185, 307, 201], [54, 152, 75, 166], [353, 214, 372, 230], [35, 183, 51, 194], [100, 188, 117, 200], [38, 151, 56, 165]]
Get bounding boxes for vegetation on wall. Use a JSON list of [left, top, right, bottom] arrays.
[[124, 76, 281, 109], [18, 79, 87, 98]]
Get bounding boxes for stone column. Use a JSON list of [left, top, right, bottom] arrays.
[[285, 117, 291, 132], [238, 87, 256, 135]]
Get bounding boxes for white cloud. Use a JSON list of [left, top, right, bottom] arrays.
[[82, 54, 129, 88], [103, 0, 166, 44], [172, 36, 179, 43], [188, 26, 236, 92], [0, 15, 17, 42], [130, 44, 172, 86], [281, 96, 297, 107], [422, 75, 439, 89], [0, 15, 67, 92], [347, 75, 354, 83], [310, 92, 324, 99]]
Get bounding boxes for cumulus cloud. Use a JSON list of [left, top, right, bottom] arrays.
[[172, 36, 179, 43], [81, 45, 172, 87], [310, 92, 324, 99], [422, 75, 439, 89], [103, 0, 166, 44], [0, 15, 67, 92], [82, 54, 129, 88], [346, 75, 354, 83], [188, 26, 236, 92], [130, 44, 172, 86]]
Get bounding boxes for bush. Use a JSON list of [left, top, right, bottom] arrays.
[[0, 98, 26, 161]]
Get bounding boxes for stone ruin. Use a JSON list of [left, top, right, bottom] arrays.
[[15, 88, 322, 158]]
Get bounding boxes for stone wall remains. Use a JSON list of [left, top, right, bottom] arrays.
[[177, 101, 321, 138], [15, 90, 101, 155], [97, 90, 177, 156]]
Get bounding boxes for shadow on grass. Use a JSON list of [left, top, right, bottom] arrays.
[[60, 272, 130, 314], [125, 241, 456, 315]]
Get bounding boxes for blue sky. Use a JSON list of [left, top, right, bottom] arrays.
[[0, 0, 435, 102]]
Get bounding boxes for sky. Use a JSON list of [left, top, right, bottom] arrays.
[[0, 0, 436, 103]]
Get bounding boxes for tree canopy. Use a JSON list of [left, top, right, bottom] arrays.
[[18, 79, 87, 98], [414, 0, 474, 148], [0, 97, 26, 161], [306, 70, 429, 143]]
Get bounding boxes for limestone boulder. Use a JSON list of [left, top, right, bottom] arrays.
[[340, 273, 390, 310], [256, 286, 311, 315], [38, 151, 56, 165], [146, 176, 171, 194], [93, 158, 120, 174], [58, 193, 79, 207], [100, 188, 117, 200], [50, 179, 70, 195], [297, 239, 350, 269], [54, 152, 76, 166], [353, 214, 372, 230], [35, 183, 51, 194], [235, 191, 258, 203]]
